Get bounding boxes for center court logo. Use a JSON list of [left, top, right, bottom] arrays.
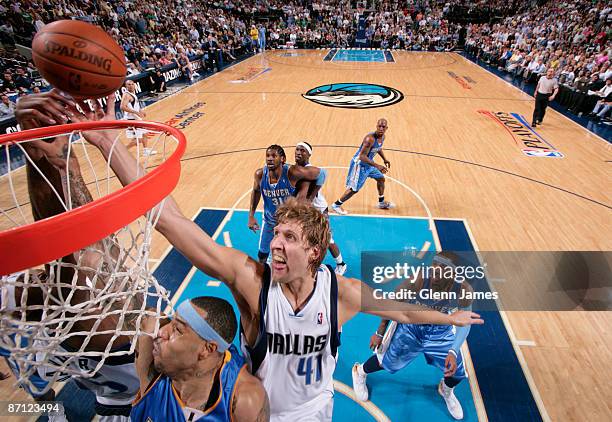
[[302, 83, 404, 109]]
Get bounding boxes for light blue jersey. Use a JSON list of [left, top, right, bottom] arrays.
[[346, 133, 386, 191], [351, 132, 385, 166], [131, 345, 245, 422], [260, 164, 296, 224], [380, 278, 466, 378]]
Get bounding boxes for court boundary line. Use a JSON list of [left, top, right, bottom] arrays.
[[267, 48, 458, 70], [199, 206, 464, 221], [462, 220, 551, 422], [334, 380, 391, 422], [456, 52, 610, 147]]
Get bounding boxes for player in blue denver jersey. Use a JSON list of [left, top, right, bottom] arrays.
[[248, 144, 323, 263], [352, 252, 475, 420], [131, 296, 268, 422], [332, 118, 393, 215]]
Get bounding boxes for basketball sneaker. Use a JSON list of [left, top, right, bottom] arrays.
[[352, 363, 369, 402], [438, 380, 464, 420], [377, 201, 394, 210], [331, 203, 348, 215], [335, 262, 347, 276]]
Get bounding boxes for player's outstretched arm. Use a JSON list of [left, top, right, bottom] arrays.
[[232, 369, 270, 421], [63, 96, 263, 306], [337, 275, 484, 327]]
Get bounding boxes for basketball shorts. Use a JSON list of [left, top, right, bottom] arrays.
[[379, 323, 466, 378], [258, 219, 275, 255], [125, 120, 144, 139], [345, 160, 384, 192]]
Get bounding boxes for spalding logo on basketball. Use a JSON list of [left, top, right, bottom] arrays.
[[32, 20, 127, 99], [302, 83, 404, 109]]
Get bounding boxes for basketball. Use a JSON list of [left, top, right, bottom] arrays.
[[31, 20, 126, 99]]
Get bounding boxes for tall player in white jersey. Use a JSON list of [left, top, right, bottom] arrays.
[[60, 95, 484, 421], [294, 141, 347, 276], [120, 80, 155, 156]]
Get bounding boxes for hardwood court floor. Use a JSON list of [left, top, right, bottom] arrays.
[[1, 50, 610, 421]]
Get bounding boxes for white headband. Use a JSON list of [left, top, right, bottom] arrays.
[[296, 142, 312, 155]]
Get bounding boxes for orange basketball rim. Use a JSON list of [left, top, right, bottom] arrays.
[[0, 120, 186, 275]]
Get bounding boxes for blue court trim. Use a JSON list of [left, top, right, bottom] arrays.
[[323, 49, 337, 61], [460, 52, 611, 143], [332, 49, 386, 62], [384, 50, 395, 63], [435, 220, 543, 422], [150, 209, 227, 303]]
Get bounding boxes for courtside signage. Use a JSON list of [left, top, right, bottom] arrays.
[[230, 67, 271, 83], [478, 110, 564, 158]]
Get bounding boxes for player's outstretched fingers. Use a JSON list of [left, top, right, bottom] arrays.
[[15, 90, 76, 128]]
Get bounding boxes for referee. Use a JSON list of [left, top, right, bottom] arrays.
[[532, 68, 559, 127]]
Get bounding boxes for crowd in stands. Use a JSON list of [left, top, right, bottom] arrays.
[[465, 0, 612, 122], [0, 0, 610, 121]]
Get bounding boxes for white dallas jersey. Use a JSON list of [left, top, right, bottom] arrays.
[[37, 342, 139, 407], [241, 264, 340, 421], [305, 163, 328, 212], [123, 91, 141, 120]]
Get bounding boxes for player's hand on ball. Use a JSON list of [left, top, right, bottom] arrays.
[[369, 334, 383, 350], [71, 94, 120, 147], [15, 89, 76, 130], [449, 310, 483, 326], [444, 352, 457, 377], [248, 215, 260, 232]]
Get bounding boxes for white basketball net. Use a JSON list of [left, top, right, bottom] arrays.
[[0, 125, 176, 395]]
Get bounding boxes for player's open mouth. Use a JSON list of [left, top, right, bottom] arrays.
[[272, 254, 286, 270]]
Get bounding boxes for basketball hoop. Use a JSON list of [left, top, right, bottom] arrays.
[[0, 120, 185, 394]]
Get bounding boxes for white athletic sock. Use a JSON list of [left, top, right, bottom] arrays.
[[357, 363, 366, 377]]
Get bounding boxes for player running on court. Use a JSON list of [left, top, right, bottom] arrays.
[[332, 118, 393, 215]]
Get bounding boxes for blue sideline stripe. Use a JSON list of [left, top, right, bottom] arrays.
[[435, 220, 542, 422], [384, 50, 395, 62], [323, 49, 337, 61], [151, 209, 227, 303]]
